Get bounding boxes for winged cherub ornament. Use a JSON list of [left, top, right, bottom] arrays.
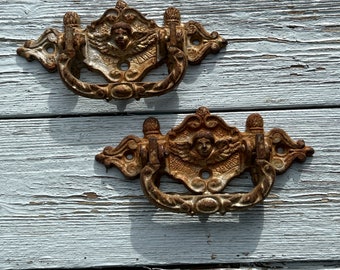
[[169, 130, 243, 167], [17, 0, 226, 100], [96, 107, 314, 214]]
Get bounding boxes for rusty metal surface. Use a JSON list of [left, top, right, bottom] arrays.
[[17, 0, 226, 100], [96, 107, 314, 215]]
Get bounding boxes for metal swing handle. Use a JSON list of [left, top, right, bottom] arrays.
[[17, 1, 226, 100], [96, 107, 314, 215]]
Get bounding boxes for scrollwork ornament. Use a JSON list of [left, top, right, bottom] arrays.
[[17, 0, 226, 100], [96, 107, 314, 215]]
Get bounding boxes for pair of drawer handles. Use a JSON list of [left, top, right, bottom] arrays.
[[18, 0, 314, 214]]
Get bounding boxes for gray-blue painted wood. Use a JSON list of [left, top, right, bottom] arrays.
[[0, 0, 339, 269]]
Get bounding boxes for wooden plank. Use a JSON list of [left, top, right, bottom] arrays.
[[1, 0, 339, 269], [1, 0, 340, 117], [1, 108, 339, 269]]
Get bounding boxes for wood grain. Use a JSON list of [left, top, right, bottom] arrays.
[[1, 109, 339, 269], [1, 0, 340, 269], [1, 0, 340, 117]]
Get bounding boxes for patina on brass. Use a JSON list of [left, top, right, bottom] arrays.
[[17, 0, 226, 100], [96, 107, 314, 215]]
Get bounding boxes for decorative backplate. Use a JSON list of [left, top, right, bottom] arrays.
[[96, 107, 314, 215], [17, 0, 226, 100]]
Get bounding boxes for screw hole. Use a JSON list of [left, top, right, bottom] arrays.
[[200, 169, 211, 180], [45, 45, 55, 54], [276, 146, 285, 154], [125, 152, 134, 160], [119, 61, 129, 71], [192, 39, 201, 46]]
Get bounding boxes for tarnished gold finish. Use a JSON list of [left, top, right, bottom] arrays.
[[17, 0, 226, 100], [96, 107, 314, 215]]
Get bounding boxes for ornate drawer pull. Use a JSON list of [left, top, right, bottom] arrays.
[[96, 107, 314, 215], [17, 0, 226, 100]]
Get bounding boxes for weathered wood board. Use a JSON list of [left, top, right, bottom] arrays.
[[1, 110, 339, 269], [0, 0, 339, 269], [1, 0, 340, 117]]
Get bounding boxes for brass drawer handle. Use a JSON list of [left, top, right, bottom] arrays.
[[96, 107, 314, 215], [17, 0, 226, 100]]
